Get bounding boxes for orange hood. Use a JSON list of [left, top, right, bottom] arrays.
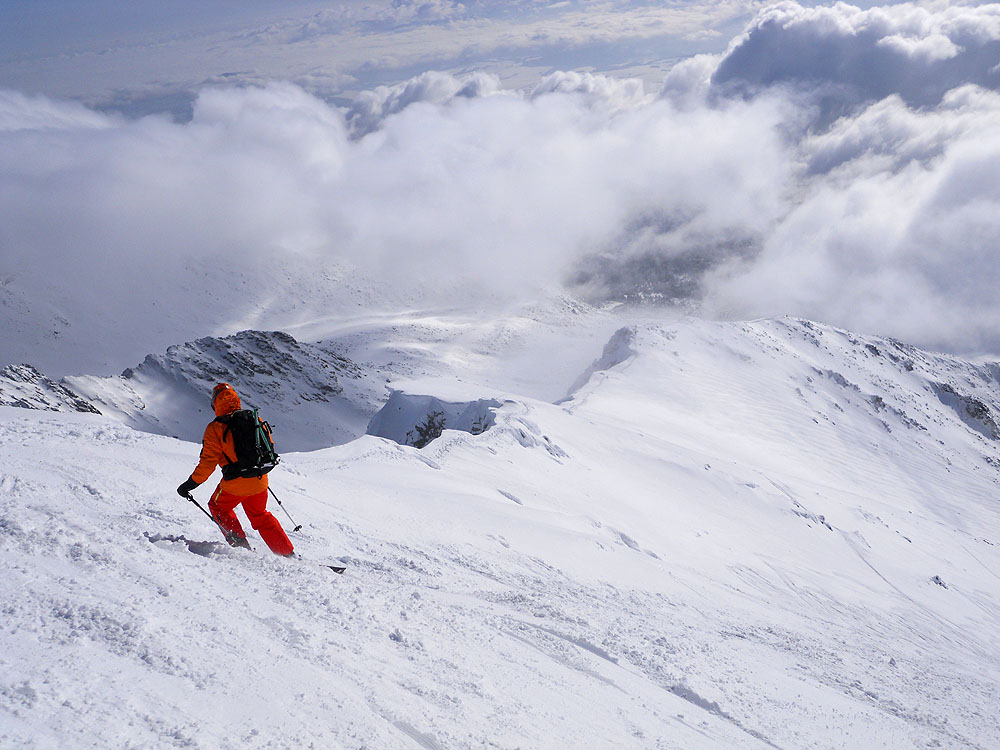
[[212, 382, 242, 416]]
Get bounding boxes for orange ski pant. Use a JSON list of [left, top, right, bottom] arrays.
[[209, 486, 294, 556]]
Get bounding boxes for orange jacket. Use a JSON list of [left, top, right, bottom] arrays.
[[190, 384, 270, 497]]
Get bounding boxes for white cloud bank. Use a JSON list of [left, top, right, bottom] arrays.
[[707, 0, 1000, 120], [3, 1, 1000, 373], [680, 1, 1000, 350]]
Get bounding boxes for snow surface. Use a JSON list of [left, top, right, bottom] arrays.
[[3, 313, 1000, 749]]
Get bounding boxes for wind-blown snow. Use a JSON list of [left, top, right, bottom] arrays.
[[3, 315, 1000, 748]]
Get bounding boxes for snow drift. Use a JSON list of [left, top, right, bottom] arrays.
[[366, 391, 503, 447]]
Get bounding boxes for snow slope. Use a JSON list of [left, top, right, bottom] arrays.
[[2, 315, 1000, 749]]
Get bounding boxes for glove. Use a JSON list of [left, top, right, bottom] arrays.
[[176, 477, 200, 498]]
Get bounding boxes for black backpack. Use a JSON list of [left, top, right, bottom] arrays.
[[215, 409, 279, 480]]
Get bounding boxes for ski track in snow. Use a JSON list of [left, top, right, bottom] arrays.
[[2, 314, 1000, 748]]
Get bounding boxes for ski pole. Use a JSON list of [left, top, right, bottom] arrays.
[[184, 492, 242, 547], [268, 486, 302, 532]]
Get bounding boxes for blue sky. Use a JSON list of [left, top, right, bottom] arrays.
[[0, 1, 295, 53], [0, 0, 753, 116]]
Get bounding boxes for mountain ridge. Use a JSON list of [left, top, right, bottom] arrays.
[[5, 314, 1000, 459]]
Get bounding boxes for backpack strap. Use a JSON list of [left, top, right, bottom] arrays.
[[213, 414, 237, 469]]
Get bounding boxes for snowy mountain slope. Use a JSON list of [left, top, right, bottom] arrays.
[[0, 410, 763, 747], [3, 315, 1000, 749], [568, 317, 1000, 503]]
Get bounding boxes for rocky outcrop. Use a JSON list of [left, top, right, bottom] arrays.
[[0, 364, 101, 414]]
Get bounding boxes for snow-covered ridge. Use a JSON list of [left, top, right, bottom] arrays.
[[0, 329, 388, 452], [0, 298, 618, 451], [562, 317, 1000, 495], [599, 317, 1000, 433], [6, 315, 1000, 461], [0, 363, 100, 414]]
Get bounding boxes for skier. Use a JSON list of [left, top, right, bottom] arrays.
[[176, 383, 294, 556]]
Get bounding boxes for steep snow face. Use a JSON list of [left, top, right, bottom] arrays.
[[366, 391, 502, 447], [3, 315, 1000, 749]]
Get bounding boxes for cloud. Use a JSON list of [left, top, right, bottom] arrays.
[[876, 32, 960, 63], [708, 1, 1000, 126], [0, 90, 113, 133], [346, 71, 505, 137], [0, 0, 753, 109], [530, 71, 652, 112], [801, 84, 999, 174], [698, 81, 1000, 348], [670, 2, 1000, 352], [272, 0, 467, 42], [0, 75, 791, 373], [5, 2, 1000, 374], [0, 84, 353, 373]]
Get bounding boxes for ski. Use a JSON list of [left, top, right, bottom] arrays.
[[305, 558, 347, 574], [284, 552, 346, 574]]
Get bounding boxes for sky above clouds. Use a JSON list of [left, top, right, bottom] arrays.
[[2, 1, 1000, 373], [0, 0, 755, 116]]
